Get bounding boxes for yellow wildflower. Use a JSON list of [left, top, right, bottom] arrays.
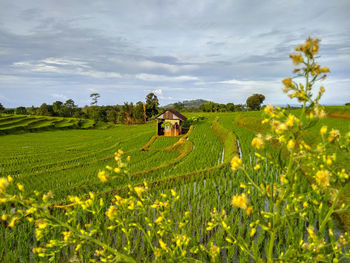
[[275, 123, 287, 134], [159, 239, 168, 251], [36, 220, 48, 229], [230, 156, 242, 171], [17, 183, 24, 191], [315, 170, 330, 187], [98, 170, 109, 182], [289, 54, 304, 65], [105, 206, 117, 220], [126, 156, 131, 162], [0, 177, 9, 192], [287, 139, 295, 150], [320, 126, 327, 136], [134, 186, 145, 197], [8, 217, 18, 228], [209, 242, 220, 259], [250, 227, 257, 237], [264, 105, 274, 115], [114, 167, 120, 173], [231, 193, 248, 210], [254, 164, 260, 171], [286, 114, 296, 127], [7, 176, 13, 183], [282, 77, 292, 87], [246, 206, 253, 216], [251, 134, 264, 149], [328, 129, 340, 142], [1, 214, 7, 221]]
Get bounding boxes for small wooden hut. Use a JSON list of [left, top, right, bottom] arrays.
[[156, 109, 187, 136]]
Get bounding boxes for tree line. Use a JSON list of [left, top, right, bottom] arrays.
[[0, 93, 160, 124], [0, 93, 268, 123]]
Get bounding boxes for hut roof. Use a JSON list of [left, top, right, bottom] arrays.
[[156, 109, 187, 121]]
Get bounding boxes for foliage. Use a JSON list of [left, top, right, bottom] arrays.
[[15, 106, 27, 115], [246, 93, 265, 110], [90, 93, 100, 106], [145, 93, 159, 119]]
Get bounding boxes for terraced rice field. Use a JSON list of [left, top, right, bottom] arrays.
[[0, 108, 349, 262], [0, 114, 103, 135]]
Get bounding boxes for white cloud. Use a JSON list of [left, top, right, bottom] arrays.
[[153, 88, 163, 96], [52, 93, 68, 101], [12, 59, 122, 79], [137, 60, 198, 73], [136, 73, 199, 82]]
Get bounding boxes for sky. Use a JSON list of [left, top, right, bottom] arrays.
[[0, 0, 349, 108]]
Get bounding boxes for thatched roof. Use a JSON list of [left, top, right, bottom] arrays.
[[156, 109, 187, 121]]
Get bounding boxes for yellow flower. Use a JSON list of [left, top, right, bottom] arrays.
[[286, 114, 296, 127], [159, 239, 168, 251], [113, 167, 120, 173], [282, 77, 292, 87], [264, 105, 274, 115], [275, 123, 287, 134], [315, 170, 330, 187], [1, 214, 7, 221], [253, 164, 260, 171], [209, 242, 220, 259], [320, 67, 330, 73], [105, 205, 117, 220], [320, 126, 327, 136], [17, 183, 24, 191], [154, 216, 163, 224], [289, 54, 304, 65], [287, 139, 295, 150], [7, 176, 13, 183], [246, 206, 253, 216], [8, 217, 18, 228], [0, 177, 9, 192], [328, 129, 340, 142], [230, 156, 242, 171], [250, 227, 256, 237], [134, 186, 145, 197], [251, 134, 264, 149], [231, 193, 248, 210], [126, 156, 131, 162], [36, 220, 48, 229], [98, 171, 109, 182]]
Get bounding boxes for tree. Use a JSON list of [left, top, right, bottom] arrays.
[[37, 103, 53, 116], [246, 94, 265, 110], [107, 109, 119, 123], [15, 106, 27, 115], [63, 99, 77, 117], [52, 101, 63, 116], [145, 93, 159, 119], [90, 93, 100, 106], [0, 103, 4, 112], [226, 103, 235, 112], [173, 102, 184, 111]]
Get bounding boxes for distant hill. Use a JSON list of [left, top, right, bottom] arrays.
[[165, 99, 209, 109]]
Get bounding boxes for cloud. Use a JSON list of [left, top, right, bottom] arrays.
[[12, 59, 122, 79], [135, 73, 199, 82], [52, 93, 68, 101], [153, 89, 163, 96], [0, 0, 349, 107]]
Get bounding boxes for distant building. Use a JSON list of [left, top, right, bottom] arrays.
[[156, 109, 187, 136]]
